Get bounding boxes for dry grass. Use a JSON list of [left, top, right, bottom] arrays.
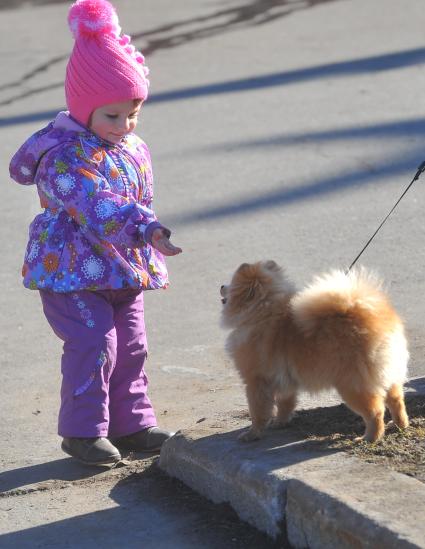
[[290, 395, 425, 483]]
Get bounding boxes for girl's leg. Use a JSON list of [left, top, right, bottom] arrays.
[[108, 290, 157, 438], [40, 290, 117, 438]]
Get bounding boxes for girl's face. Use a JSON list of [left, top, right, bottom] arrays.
[[89, 99, 142, 144]]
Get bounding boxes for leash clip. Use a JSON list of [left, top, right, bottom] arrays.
[[414, 160, 425, 181]]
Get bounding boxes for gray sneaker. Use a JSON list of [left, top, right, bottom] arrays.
[[61, 437, 121, 465], [112, 427, 175, 453]]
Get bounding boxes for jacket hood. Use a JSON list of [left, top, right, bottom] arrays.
[[9, 112, 88, 185]]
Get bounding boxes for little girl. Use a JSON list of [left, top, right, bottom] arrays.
[[9, 0, 182, 465]]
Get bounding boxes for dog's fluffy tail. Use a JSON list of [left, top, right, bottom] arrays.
[[291, 267, 401, 338]]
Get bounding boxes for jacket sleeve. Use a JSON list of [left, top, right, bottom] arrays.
[[38, 144, 162, 249]]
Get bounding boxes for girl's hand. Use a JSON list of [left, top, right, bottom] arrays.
[[151, 228, 182, 256]]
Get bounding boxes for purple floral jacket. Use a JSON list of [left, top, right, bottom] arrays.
[[9, 112, 168, 292]]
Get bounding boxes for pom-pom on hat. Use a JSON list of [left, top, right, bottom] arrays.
[[65, 0, 149, 127]]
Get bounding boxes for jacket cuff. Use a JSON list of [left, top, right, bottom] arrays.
[[143, 221, 171, 245]]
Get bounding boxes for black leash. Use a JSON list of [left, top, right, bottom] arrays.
[[346, 160, 425, 274]]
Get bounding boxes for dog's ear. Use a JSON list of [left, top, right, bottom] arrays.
[[245, 280, 260, 301], [244, 271, 266, 302], [264, 260, 279, 271], [237, 262, 251, 274]]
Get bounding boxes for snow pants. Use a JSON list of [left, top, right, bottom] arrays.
[[39, 288, 157, 438]]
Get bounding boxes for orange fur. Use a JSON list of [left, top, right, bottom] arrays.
[[221, 261, 409, 442]]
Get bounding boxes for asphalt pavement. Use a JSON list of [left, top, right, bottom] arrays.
[[1, 1, 425, 547]]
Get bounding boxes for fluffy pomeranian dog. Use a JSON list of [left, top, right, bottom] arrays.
[[221, 261, 409, 442]]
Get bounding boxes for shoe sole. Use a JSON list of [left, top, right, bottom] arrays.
[[61, 441, 122, 466]]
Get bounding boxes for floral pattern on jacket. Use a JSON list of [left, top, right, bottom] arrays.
[[9, 112, 168, 292]]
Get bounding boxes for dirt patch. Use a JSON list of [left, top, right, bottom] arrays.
[[289, 395, 425, 483]]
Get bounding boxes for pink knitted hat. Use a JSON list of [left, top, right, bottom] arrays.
[[65, 0, 149, 126]]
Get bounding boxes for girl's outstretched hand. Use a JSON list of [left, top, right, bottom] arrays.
[[151, 228, 182, 256]]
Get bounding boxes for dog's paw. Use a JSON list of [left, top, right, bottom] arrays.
[[354, 434, 381, 443], [238, 428, 261, 442], [387, 418, 409, 431], [353, 435, 366, 443], [386, 420, 398, 433], [267, 418, 288, 430]]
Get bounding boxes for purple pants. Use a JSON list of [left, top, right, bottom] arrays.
[[39, 288, 157, 438]]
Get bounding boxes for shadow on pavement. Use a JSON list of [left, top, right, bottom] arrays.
[[3, 110, 424, 231], [0, 457, 110, 494], [0, 109, 61, 127], [405, 376, 425, 394], [168, 148, 425, 226], [136, 0, 339, 56], [2, 46, 425, 120], [146, 47, 425, 104], [203, 117, 425, 152], [0, 0, 341, 106], [0, 0, 68, 8], [0, 460, 286, 548]]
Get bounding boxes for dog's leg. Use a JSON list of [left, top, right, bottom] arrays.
[[269, 392, 297, 429], [338, 389, 386, 442], [385, 383, 409, 429], [239, 377, 274, 442]]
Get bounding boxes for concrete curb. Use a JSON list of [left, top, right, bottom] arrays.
[[159, 379, 425, 548]]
